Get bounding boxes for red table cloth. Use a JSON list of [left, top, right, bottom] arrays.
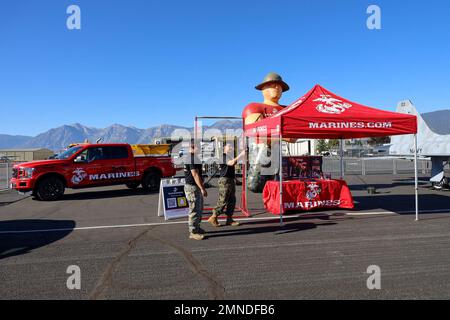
[[263, 179, 354, 214]]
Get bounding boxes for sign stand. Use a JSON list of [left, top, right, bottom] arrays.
[[158, 178, 189, 220]]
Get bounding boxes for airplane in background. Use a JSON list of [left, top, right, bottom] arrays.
[[390, 100, 450, 189]]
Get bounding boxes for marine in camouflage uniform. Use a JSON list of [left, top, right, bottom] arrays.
[[184, 184, 204, 234], [208, 145, 243, 227], [184, 143, 208, 240]]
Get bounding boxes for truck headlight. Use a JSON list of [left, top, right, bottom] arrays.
[[19, 167, 35, 178]]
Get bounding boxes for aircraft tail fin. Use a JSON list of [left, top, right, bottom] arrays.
[[392, 100, 450, 156], [396, 100, 417, 115], [396, 100, 438, 137]]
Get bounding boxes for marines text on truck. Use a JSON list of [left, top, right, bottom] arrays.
[[10, 143, 176, 200]]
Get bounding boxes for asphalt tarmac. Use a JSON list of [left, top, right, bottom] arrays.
[[0, 174, 449, 299]]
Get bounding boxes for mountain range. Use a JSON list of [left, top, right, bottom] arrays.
[[0, 121, 242, 152], [0, 109, 449, 151]]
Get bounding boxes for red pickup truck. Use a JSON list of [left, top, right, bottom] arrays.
[[10, 143, 176, 201]]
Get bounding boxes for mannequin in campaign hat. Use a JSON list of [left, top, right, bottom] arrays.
[[242, 72, 292, 193], [242, 72, 290, 125]]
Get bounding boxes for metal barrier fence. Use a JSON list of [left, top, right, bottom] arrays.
[[0, 162, 12, 191], [322, 157, 431, 176], [0, 157, 433, 191]]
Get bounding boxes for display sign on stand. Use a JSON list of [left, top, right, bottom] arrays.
[[282, 156, 323, 179], [158, 178, 189, 220]]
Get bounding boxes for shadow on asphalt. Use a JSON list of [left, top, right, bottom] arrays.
[[349, 181, 430, 192], [205, 220, 337, 238], [0, 219, 75, 260], [55, 188, 157, 201], [353, 193, 450, 214]]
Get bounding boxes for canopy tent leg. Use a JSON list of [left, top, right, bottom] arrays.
[[339, 139, 344, 179], [279, 133, 284, 227], [242, 136, 249, 216], [414, 133, 419, 221]]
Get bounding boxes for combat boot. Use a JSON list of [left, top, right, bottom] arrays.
[[196, 227, 206, 234], [207, 215, 221, 227], [226, 218, 240, 226], [189, 233, 205, 240]]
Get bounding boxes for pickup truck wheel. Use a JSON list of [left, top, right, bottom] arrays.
[[142, 171, 161, 192], [36, 177, 65, 201], [126, 182, 140, 189]]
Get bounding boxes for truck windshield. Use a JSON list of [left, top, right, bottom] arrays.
[[55, 146, 83, 160]]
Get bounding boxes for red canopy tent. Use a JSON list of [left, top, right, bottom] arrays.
[[242, 84, 419, 222]]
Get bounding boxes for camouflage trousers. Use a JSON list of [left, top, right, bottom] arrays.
[[212, 177, 236, 217], [184, 184, 203, 233]]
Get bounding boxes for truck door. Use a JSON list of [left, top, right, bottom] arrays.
[[103, 146, 137, 184], [87, 146, 136, 186], [69, 148, 97, 188], [70, 146, 134, 187]]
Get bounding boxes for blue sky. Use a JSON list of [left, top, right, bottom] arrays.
[[1, 0, 450, 136]]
